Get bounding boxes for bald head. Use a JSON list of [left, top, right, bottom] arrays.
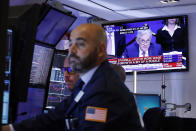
[[71, 24, 107, 46]]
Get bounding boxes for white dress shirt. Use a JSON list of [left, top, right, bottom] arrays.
[[139, 48, 149, 57]]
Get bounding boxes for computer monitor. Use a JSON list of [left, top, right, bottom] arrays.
[[29, 43, 54, 86], [36, 5, 76, 46], [8, 4, 40, 102], [102, 15, 188, 73], [44, 50, 71, 110], [15, 87, 45, 122], [2, 89, 10, 124], [8, 3, 76, 122], [134, 93, 161, 117], [1, 29, 13, 124]]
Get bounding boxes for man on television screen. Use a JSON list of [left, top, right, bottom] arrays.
[[122, 29, 162, 58]]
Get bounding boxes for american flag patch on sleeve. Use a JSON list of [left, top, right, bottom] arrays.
[[85, 106, 108, 123]]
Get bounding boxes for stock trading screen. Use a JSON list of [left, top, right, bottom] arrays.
[[29, 44, 54, 85], [46, 68, 71, 108]]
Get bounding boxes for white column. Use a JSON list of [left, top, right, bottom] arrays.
[[133, 70, 137, 93]]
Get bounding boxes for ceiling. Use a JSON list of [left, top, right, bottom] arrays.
[[58, 0, 196, 20], [10, 0, 196, 21]]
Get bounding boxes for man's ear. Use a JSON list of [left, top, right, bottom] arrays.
[[98, 42, 106, 57], [136, 38, 139, 45]]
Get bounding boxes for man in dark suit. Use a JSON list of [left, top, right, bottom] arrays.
[[122, 29, 162, 58], [2, 24, 144, 131]]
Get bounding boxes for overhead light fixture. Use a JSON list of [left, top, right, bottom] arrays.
[[160, 0, 179, 4]]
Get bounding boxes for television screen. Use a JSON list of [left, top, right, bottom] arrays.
[[36, 7, 76, 46], [134, 93, 161, 117], [102, 15, 188, 73], [29, 44, 54, 86]]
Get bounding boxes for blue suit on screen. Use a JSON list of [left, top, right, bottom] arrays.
[[122, 42, 162, 58]]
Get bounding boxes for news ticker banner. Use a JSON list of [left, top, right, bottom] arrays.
[[108, 54, 183, 69]]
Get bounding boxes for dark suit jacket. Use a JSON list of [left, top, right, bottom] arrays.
[[13, 61, 144, 131], [122, 42, 162, 58], [156, 27, 186, 53]]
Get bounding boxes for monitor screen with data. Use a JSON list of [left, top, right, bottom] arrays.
[[29, 44, 54, 86]]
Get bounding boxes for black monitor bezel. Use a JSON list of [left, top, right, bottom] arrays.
[[102, 15, 189, 74], [36, 4, 77, 47]]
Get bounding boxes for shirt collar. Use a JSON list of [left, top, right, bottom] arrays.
[[162, 25, 181, 31], [79, 66, 99, 86]]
